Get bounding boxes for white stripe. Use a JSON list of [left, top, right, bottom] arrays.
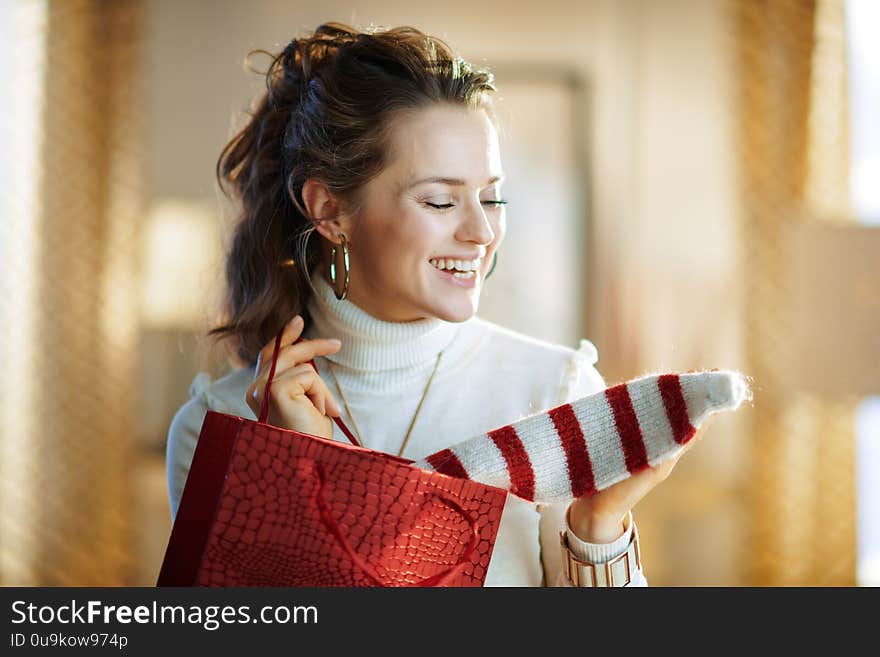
[[679, 371, 744, 426], [450, 433, 511, 491], [417, 458, 436, 472], [569, 391, 628, 491], [515, 411, 571, 500], [678, 372, 711, 426], [628, 377, 680, 467]]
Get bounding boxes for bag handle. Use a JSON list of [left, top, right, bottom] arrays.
[[259, 326, 361, 447], [310, 461, 478, 587]]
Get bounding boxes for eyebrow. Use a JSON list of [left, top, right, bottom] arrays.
[[408, 174, 505, 188]]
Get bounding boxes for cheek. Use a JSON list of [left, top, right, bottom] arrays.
[[355, 211, 439, 269], [390, 213, 445, 257]]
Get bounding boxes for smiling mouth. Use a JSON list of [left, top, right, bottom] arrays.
[[428, 257, 481, 278]]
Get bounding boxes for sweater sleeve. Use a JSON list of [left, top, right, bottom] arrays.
[[537, 339, 648, 587], [165, 372, 226, 522]]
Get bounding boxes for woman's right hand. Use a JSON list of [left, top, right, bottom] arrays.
[[245, 314, 343, 439]]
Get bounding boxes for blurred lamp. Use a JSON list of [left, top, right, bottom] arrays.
[[140, 199, 222, 328]]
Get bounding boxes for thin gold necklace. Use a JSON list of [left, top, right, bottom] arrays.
[[323, 351, 444, 458]]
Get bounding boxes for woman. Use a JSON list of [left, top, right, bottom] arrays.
[[166, 22, 705, 587]]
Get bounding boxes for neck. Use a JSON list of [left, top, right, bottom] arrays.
[[325, 273, 426, 323], [303, 271, 464, 372]]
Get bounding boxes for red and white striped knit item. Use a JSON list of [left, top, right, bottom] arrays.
[[414, 370, 751, 503]]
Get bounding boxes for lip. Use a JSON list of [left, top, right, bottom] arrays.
[[429, 262, 478, 288], [430, 254, 483, 261]]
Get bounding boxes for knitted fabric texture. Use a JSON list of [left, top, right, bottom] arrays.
[[415, 370, 752, 503]]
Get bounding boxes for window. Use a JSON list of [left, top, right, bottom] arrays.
[[846, 0, 880, 586]]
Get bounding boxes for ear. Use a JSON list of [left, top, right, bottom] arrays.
[[301, 178, 351, 244]]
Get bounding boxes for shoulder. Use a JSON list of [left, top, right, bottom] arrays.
[[185, 366, 255, 417], [456, 316, 606, 405], [165, 365, 255, 519], [166, 366, 254, 455], [468, 316, 599, 362]]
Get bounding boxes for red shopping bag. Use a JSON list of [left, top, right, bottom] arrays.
[[157, 327, 507, 587]]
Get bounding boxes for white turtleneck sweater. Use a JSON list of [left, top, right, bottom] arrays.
[[166, 273, 647, 586]]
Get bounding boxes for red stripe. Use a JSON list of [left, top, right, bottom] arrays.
[[658, 374, 696, 445], [548, 404, 596, 498], [488, 425, 536, 501], [425, 449, 470, 480], [605, 384, 649, 473]]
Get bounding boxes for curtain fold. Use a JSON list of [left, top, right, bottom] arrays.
[[0, 0, 144, 585], [733, 0, 857, 585]]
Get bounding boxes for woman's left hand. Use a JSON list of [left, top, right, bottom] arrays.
[[567, 417, 714, 543]]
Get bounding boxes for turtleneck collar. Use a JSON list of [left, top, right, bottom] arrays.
[[302, 272, 463, 372]]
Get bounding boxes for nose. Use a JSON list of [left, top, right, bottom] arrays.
[[456, 199, 496, 246]]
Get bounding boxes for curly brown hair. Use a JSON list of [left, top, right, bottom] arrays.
[[206, 22, 498, 367]]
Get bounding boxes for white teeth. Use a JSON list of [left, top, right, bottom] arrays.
[[429, 257, 481, 272]]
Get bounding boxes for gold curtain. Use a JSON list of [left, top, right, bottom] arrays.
[[732, 0, 857, 585], [0, 0, 144, 585]]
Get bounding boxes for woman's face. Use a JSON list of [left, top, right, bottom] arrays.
[[317, 103, 506, 323]]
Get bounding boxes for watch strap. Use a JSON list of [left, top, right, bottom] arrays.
[[559, 521, 642, 587]]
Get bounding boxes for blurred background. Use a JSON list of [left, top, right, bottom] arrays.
[[1, 0, 877, 587]]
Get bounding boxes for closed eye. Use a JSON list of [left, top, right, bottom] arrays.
[[424, 200, 508, 210]]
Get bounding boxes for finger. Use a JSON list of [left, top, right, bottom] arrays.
[[273, 364, 340, 417], [290, 363, 343, 417], [248, 360, 299, 413], [251, 340, 342, 414], [270, 338, 342, 376], [255, 314, 304, 378], [248, 348, 343, 419], [291, 365, 326, 416], [255, 314, 306, 377]]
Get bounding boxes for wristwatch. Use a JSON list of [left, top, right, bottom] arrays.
[[559, 521, 642, 587]]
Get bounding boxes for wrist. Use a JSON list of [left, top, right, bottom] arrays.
[[560, 512, 641, 586], [567, 502, 627, 544]]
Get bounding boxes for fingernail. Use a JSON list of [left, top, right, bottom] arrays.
[[289, 314, 302, 325], [328, 338, 341, 346]]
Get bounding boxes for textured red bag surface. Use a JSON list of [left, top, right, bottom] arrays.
[[158, 329, 507, 587]]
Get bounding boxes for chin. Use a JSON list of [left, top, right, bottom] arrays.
[[417, 272, 482, 322], [430, 296, 480, 323]]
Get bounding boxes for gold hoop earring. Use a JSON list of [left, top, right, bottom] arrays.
[[328, 233, 350, 301]]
